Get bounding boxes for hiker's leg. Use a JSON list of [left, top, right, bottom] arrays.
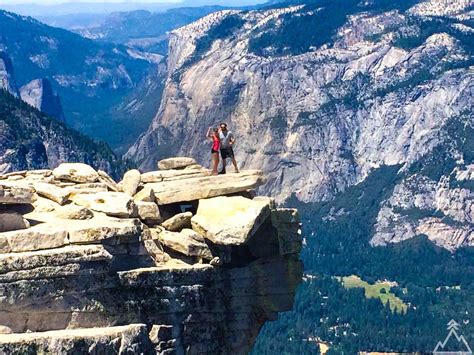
[[214, 154, 220, 174], [219, 148, 226, 174], [231, 157, 239, 173], [211, 153, 218, 174]]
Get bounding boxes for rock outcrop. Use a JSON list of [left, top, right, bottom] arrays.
[[0, 52, 18, 97], [371, 165, 474, 251], [20, 78, 66, 122], [0, 157, 302, 353]]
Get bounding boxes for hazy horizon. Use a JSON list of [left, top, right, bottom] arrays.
[[0, 0, 178, 4], [0, 0, 264, 5], [0, 0, 265, 16]]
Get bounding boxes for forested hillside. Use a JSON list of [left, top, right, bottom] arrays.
[[254, 123, 474, 352], [0, 89, 127, 177]]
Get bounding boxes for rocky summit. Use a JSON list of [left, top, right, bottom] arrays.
[[0, 157, 302, 354]]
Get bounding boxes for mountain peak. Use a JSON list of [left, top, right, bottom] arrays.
[[20, 78, 65, 122]]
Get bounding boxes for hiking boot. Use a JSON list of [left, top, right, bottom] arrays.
[[218, 169, 226, 175]]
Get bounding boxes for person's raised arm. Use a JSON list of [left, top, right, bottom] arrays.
[[206, 127, 212, 139]]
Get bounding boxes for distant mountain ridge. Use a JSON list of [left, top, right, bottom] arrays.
[[0, 1, 266, 17], [71, 7, 227, 55]]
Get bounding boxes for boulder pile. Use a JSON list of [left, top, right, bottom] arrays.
[[0, 157, 302, 353]]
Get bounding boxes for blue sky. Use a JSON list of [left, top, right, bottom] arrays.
[[0, 0, 180, 4], [0, 0, 265, 4], [0, 0, 187, 5]]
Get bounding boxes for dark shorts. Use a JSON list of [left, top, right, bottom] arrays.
[[211, 148, 219, 154], [220, 147, 234, 160]]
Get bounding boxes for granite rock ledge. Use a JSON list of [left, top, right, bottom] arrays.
[[0, 157, 303, 354]]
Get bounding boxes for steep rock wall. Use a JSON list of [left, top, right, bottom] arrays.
[[0, 159, 302, 353]]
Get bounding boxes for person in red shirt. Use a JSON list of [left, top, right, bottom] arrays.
[[206, 127, 220, 175]]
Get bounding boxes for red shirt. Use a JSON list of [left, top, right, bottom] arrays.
[[212, 135, 220, 151]]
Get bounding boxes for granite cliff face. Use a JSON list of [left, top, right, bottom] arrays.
[[0, 52, 19, 96], [370, 145, 474, 251], [20, 78, 65, 122], [127, 0, 473, 251], [1, 52, 65, 122], [0, 158, 302, 353]]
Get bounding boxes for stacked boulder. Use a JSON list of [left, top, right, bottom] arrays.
[[0, 157, 302, 354], [0, 184, 36, 233]]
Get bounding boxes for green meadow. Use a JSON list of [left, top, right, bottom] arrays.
[[340, 275, 408, 313]]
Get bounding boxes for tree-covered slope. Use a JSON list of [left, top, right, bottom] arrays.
[[0, 89, 127, 177], [253, 111, 474, 353], [0, 10, 156, 151]]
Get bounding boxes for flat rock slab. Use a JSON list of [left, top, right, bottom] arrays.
[[157, 229, 212, 260], [191, 195, 271, 246], [25, 170, 52, 178], [0, 185, 36, 204], [0, 244, 112, 274], [158, 157, 196, 170], [0, 324, 152, 354], [33, 182, 69, 205], [0, 211, 29, 233], [141, 169, 210, 183], [0, 224, 69, 253], [66, 217, 143, 245], [161, 212, 192, 231], [65, 183, 108, 192], [0, 211, 144, 252], [144, 170, 266, 205], [55, 204, 94, 220], [71, 192, 136, 218], [53, 163, 99, 183]]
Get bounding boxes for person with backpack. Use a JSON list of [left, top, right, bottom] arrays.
[[218, 123, 239, 174]]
